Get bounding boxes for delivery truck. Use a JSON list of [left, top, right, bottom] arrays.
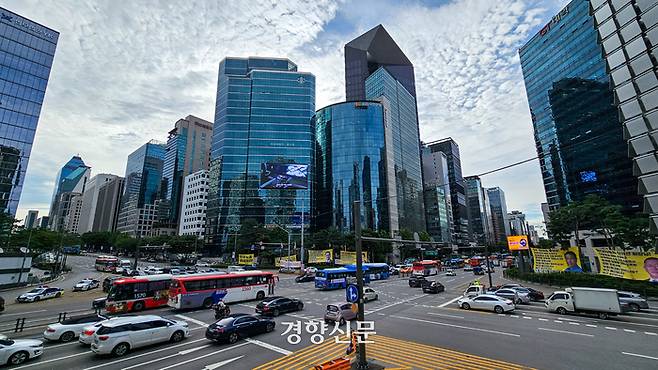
[[545, 287, 623, 319]]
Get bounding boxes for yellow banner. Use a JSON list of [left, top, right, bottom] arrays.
[[275, 255, 297, 267], [337, 251, 369, 265], [307, 249, 333, 264], [594, 248, 658, 281], [531, 247, 582, 273], [507, 235, 529, 251], [238, 254, 254, 265]]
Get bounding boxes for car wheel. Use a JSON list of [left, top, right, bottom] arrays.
[[515, 298, 522, 305], [228, 332, 239, 344], [339, 317, 346, 326], [202, 298, 213, 309], [556, 307, 567, 315], [112, 342, 130, 357], [132, 301, 145, 312], [56, 292, 62, 298], [494, 305, 504, 314], [256, 291, 265, 300], [272, 309, 280, 317], [461, 303, 470, 310], [60, 331, 75, 342], [266, 322, 274, 332], [598, 312, 609, 320], [170, 330, 185, 343], [33, 296, 40, 302], [375, 295, 378, 300], [297, 303, 303, 311], [8, 351, 29, 365], [629, 303, 640, 312]]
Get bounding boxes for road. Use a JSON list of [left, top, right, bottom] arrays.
[[1, 265, 657, 369]]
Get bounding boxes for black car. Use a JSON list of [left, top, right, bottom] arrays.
[[0, 296, 4, 312], [102, 276, 119, 292], [295, 274, 315, 283], [255, 296, 304, 316], [408, 275, 428, 288], [422, 281, 445, 294], [205, 313, 275, 343]]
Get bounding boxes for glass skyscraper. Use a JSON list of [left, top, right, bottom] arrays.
[[205, 57, 315, 251], [0, 7, 58, 215], [116, 141, 166, 237], [465, 176, 494, 246], [314, 101, 394, 233], [487, 187, 511, 244], [519, 0, 640, 213], [48, 156, 90, 231], [421, 146, 452, 244]]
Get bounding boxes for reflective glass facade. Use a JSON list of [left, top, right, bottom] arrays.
[[421, 146, 452, 244], [366, 67, 425, 232], [206, 57, 315, 251], [0, 7, 58, 215], [520, 0, 640, 213], [48, 156, 90, 231], [314, 101, 391, 233], [465, 176, 494, 246], [487, 187, 511, 244]]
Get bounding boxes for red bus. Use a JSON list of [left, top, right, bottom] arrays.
[[95, 256, 119, 272], [412, 260, 440, 276], [168, 271, 277, 310], [105, 274, 172, 313]]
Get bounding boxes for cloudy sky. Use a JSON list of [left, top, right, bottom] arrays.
[[5, 0, 567, 229]]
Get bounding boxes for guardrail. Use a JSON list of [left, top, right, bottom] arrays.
[[9, 309, 99, 333]]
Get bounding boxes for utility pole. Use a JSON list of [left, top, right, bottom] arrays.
[[300, 206, 305, 272], [484, 242, 493, 288], [352, 200, 367, 369]]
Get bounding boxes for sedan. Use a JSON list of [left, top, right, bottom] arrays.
[[43, 314, 107, 342], [408, 276, 428, 288], [457, 294, 515, 314], [363, 287, 379, 302], [205, 314, 275, 344], [255, 296, 303, 316], [295, 274, 315, 283], [422, 281, 445, 294], [0, 335, 43, 365], [512, 287, 544, 302], [494, 288, 530, 304], [16, 287, 64, 303], [73, 279, 100, 292], [618, 291, 650, 312]]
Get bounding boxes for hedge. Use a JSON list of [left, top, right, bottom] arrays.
[[503, 268, 658, 297]]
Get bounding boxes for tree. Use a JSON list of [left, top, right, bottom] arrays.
[[114, 234, 138, 252], [0, 212, 19, 248], [418, 231, 431, 242], [537, 239, 555, 249]]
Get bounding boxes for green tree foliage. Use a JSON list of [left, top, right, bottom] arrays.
[[7, 228, 70, 253], [418, 231, 431, 242]]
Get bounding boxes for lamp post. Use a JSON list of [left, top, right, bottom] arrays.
[[352, 200, 367, 369], [273, 224, 292, 268]]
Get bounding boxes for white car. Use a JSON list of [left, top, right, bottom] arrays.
[[305, 267, 318, 274], [0, 334, 43, 365], [44, 314, 107, 342], [196, 261, 210, 267], [73, 279, 100, 291], [79, 316, 126, 345], [363, 287, 379, 302], [457, 294, 515, 314], [16, 286, 64, 302], [91, 315, 190, 356], [445, 270, 456, 276]]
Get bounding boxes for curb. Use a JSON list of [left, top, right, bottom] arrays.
[[0, 271, 69, 293]]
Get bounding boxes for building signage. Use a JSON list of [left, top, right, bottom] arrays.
[[0, 11, 56, 39], [507, 235, 529, 251], [539, 5, 569, 37]]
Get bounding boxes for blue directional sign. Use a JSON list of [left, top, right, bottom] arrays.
[[346, 284, 359, 303]]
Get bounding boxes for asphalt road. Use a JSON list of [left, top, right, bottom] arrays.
[[2, 266, 658, 369]]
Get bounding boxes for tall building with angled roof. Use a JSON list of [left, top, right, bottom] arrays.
[[48, 156, 91, 231]]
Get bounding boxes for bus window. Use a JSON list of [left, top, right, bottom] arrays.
[[245, 276, 256, 286], [216, 279, 228, 289], [185, 281, 201, 292], [150, 281, 167, 291], [200, 279, 216, 290], [230, 277, 245, 287]]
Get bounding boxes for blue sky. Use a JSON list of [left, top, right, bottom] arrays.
[[3, 0, 568, 230]]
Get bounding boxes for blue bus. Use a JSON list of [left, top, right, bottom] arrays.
[[348, 263, 390, 280], [315, 267, 371, 290]]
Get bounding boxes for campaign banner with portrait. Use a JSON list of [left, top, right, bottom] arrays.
[[238, 254, 254, 265], [594, 248, 658, 281], [531, 247, 583, 273], [336, 251, 369, 265], [307, 249, 333, 264]]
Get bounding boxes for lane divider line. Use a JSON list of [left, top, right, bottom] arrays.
[[538, 327, 594, 337], [621, 352, 658, 361], [390, 315, 521, 338]]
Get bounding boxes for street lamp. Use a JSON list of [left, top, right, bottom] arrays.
[[273, 224, 292, 268]]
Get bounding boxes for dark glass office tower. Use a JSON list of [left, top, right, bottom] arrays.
[[0, 7, 58, 215], [48, 156, 90, 231], [589, 0, 658, 232], [421, 146, 452, 244], [314, 101, 393, 233], [465, 176, 494, 246], [205, 57, 315, 252], [519, 0, 640, 213], [487, 187, 511, 244]]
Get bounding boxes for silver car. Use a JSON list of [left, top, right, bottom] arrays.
[[457, 294, 515, 314], [324, 302, 357, 326], [617, 291, 649, 312], [495, 288, 530, 304]]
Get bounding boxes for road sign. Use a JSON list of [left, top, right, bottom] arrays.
[[346, 284, 359, 303]]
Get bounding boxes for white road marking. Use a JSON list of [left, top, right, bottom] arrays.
[[605, 327, 617, 330], [45, 341, 83, 349], [427, 312, 464, 319], [621, 352, 658, 361], [203, 355, 244, 370], [510, 315, 520, 318], [157, 343, 250, 370], [554, 320, 563, 323], [586, 324, 597, 328], [438, 296, 462, 308], [568, 322, 580, 326], [390, 315, 520, 338], [538, 318, 549, 322], [12, 352, 91, 370], [624, 329, 636, 333], [538, 328, 594, 337], [0, 309, 47, 317], [175, 314, 209, 328], [121, 345, 212, 370], [246, 338, 292, 355], [365, 294, 426, 314], [522, 317, 532, 320]]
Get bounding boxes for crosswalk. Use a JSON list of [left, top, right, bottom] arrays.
[[252, 334, 534, 370]]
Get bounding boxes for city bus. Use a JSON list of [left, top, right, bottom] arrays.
[[95, 256, 120, 272], [315, 267, 371, 290], [168, 271, 276, 310], [346, 263, 390, 280], [105, 274, 172, 313], [412, 260, 440, 276]]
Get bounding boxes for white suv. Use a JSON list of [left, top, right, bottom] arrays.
[[90, 315, 189, 356]]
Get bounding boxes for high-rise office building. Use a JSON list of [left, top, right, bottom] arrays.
[[508, 210, 529, 236], [421, 146, 452, 244], [179, 170, 208, 237], [116, 141, 166, 237], [314, 101, 395, 233], [48, 156, 90, 231], [63, 193, 83, 233], [346, 25, 425, 233], [161, 115, 212, 230], [0, 7, 59, 216], [36, 216, 48, 229], [23, 210, 38, 229], [519, 0, 641, 214], [541, 202, 551, 225], [465, 176, 494, 246], [205, 57, 315, 251], [487, 187, 511, 244], [426, 138, 469, 247], [589, 0, 658, 232], [78, 174, 124, 233]]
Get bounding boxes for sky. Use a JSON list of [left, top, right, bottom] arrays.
[[4, 0, 568, 231]]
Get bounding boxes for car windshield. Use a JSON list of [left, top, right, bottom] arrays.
[[26, 288, 43, 294], [215, 318, 235, 327], [327, 305, 339, 312]]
